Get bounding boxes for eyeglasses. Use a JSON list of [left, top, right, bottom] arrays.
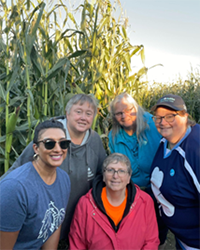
[[152, 114, 178, 124], [74, 109, 94, 117], [37, 139, 71, 150], [114, 106, 135, 118], [104, 168, 129, 177]]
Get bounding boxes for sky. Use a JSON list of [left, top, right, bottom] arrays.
[[115, 0, 200, 83], [5, 0, 200, 83]]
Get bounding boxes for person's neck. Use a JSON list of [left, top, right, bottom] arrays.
[[33, 160, 57, 185], [105, 187, 126, 206], [67, 124, 86, 145], [124, 125, 136, 136]]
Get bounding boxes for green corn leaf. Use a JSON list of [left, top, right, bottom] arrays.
[[0, 83, 6, 101], [5, 66, 20, 94], [98, 16, 109, 33], [72, 82, 84, 94], [97, 124, 102, 136], [0, 38, 7, 52], [65, 38, 73, 52], [137, 67, 148, 78], [6, 134, 13, 153], [27, 2, 45, 54], [0, 146, 5, 156], [140, 47, 145, 64], [26, 88, 35, 107], [130, 45, 143, 57], [68, 50, 87, 59], [92, 31, 97, 54], [0, 135, 6, 143], [7, 106, 20, 134], [9, 96, 26, 106], [45, 58, 69, 81], [68, 12, 77, 26], [15, 122, 30, 132], [122, 25, 127, 39]]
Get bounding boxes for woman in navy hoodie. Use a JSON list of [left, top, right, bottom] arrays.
[[150, 94, 200, 249]]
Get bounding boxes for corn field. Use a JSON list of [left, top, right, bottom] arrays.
[[0, 0, 200, 175]]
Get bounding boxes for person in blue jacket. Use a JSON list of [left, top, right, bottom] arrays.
[[150, 94, 200, 250], [108, 92, 161, 189]]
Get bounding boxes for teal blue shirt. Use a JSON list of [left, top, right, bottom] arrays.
[[108, 112, 161, 188]]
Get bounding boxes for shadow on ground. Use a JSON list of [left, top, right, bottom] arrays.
[[165, 230, 176, 250]]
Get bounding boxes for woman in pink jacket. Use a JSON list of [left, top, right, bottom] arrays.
[[69, 153, 159, 250]]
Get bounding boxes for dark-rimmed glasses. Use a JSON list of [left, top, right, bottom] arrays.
[[37, 139, 71, 150], [152, 114, 178, 124], [104, 168, 129, 177], [114, 106, 135, 118]]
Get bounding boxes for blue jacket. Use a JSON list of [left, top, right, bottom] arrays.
[[109, 112, 161, 188]]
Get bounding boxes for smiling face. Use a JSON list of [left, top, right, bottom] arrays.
[[33, 128, 68, 169], [66, 101, 95, 135], [103, 161, 131, 193], [114, 97, 137, 134], [155, 107, 188, 145]]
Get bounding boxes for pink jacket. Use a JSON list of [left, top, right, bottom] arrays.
[[69, 185, 159, 250]]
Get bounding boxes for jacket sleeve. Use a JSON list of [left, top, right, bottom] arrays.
[[68, 197, 87, 250], [95, 132, 107, 176], [142, 196, 160, 250], [0, 142, 34, 180]]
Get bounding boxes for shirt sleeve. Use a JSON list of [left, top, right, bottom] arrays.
[[0, 179, 27, 232]]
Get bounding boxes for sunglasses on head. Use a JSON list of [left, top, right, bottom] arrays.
[[37, 139, 71, 150]]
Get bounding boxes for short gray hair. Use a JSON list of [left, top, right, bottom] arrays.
[[109, 92, 148, 144], [102, 153, 132, 175], [65, 94, 98, 117]]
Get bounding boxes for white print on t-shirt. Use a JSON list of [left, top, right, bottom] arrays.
[[37, 201, 65, 242], [151, 167, 175, 217], [88, 167, 94, 181]]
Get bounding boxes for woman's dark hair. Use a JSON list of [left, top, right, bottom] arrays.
[[33, 119, 66, 143]]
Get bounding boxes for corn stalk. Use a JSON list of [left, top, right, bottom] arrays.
[[2, 0, 17, 172], [3, 0, 194, 175], [4, 14, 10, 172]]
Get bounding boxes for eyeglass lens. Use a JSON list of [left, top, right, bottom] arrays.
[[153, 114, 177, 123], [105, 168, 127, 176], [43, 140, 70, 150], [115, 106, 134, 117]]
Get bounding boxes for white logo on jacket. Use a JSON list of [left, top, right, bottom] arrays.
[[151, 167, 175, 217]]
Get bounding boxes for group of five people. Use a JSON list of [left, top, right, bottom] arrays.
[[0, 93, 199, 250]]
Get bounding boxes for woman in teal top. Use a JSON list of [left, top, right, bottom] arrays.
[[108, 92, 161, 188]]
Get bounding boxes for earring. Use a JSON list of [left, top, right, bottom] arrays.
[[33, 153, 39, 160]]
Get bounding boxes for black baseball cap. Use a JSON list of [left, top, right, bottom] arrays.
[[151, 94, 187, 112]]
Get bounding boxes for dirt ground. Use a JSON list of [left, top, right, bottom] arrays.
[[165, 230, 176, 250]]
